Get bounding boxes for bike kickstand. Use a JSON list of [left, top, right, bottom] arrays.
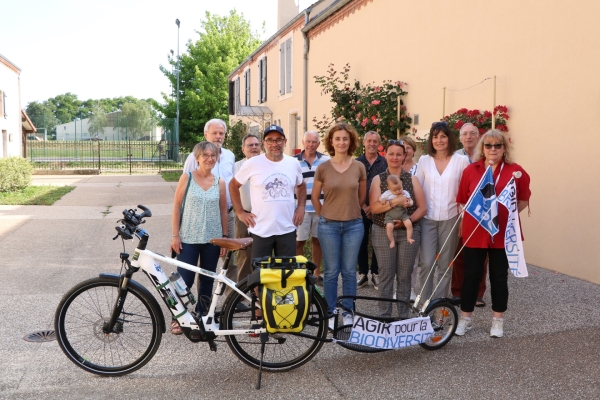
[[255, 332, 269, 390]]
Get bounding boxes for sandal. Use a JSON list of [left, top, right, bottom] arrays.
[[170, 320, 183, 335]]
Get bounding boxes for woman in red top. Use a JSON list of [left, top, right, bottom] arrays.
[[455, 130, 531, 338]]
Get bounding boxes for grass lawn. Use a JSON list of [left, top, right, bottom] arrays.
[[161, 170, 183, 182], [0, 186, 75, 205]]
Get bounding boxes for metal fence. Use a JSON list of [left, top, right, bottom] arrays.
[[27, 140, 192, 173]]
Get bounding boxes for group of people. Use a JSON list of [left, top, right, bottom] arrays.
[[168, 117, 531, 339]]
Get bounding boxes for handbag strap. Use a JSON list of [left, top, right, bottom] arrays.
[[179, 172, 192, 228]]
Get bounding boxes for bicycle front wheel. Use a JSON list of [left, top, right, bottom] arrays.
[[222, 281, 328, 372], [54, 276, 162, 376], [419, 300, 457, 350]]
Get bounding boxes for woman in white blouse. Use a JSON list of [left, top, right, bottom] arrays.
[[416, 122, 469, 305]]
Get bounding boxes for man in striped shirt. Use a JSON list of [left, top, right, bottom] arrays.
[[295, 131, 330, 285]]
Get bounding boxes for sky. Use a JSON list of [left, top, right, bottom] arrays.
[[0, 0, 312, 107]]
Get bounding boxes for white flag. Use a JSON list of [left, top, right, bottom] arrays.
[[497, 177, 528, 277]]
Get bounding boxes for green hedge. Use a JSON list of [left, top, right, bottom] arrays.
[[0, 157, 33, 192]]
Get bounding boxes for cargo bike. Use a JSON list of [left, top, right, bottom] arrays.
[[54, 205, 456, 389]]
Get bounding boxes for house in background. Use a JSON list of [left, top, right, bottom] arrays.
[[228, 0, 600, 285], [55, 111, 162, 141], [0, 53, 35, 158]]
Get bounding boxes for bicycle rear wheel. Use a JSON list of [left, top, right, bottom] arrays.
[[419, 300, 457, 350], [54, 276, 162, 376], [222, 281, 327, 372]]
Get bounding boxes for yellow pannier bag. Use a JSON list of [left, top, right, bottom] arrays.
[[248, 256, 315, 334]]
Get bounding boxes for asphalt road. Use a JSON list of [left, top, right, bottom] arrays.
[[1, 174, 598, 399]]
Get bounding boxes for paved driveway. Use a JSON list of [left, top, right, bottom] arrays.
[[0, 175, 598, 399]]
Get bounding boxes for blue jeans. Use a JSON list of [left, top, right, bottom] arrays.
[[176, 242, 221, 314], [318, 217, 364, 316]]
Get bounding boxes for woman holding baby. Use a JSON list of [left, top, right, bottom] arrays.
[[370, 139, 426, 318]]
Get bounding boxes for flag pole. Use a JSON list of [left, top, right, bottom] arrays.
[[415, 164, 496, 312], [414, 165, 493, 308], [417, 205, 496, 313]]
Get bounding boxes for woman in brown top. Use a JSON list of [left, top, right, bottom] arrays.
[[369, 140, 427, 318], [312, 123, 366, 329]]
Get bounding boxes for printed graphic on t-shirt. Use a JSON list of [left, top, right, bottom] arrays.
[[263, 174, 292, 201]]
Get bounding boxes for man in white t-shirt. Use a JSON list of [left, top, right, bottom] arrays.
[[230, 125, 306, 259], [234, 133, 261, 282]]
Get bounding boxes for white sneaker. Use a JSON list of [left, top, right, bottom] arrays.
[[455, 316, 473, 336], [328, 317, 335, 331], [490, 318, 504, 338], [343, 314, 354, 326], [410, 288, 416, 302]]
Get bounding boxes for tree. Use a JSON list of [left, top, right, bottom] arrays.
[[88, 102, 108, 138], [120, 101, 155, 140], [48, 92, 86, 123], [26, 95, 159, 140], [156, 10, 263, 143], [25, 101, 60, 138]]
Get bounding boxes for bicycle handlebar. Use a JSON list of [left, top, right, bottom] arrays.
[[114, 205, 152, 240]]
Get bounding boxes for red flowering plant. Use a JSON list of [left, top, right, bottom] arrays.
[[427, 105, 510, 149], [312, 63, 412, 155]]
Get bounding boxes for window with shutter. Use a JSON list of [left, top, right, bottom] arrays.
[[228, 81, 235, 115], [285, 39, 292, 94], [262, 56, 267, 102], [280, 43, 285, 95], [0, 90, 4, 118], [234, 77, 240, 115], [257, 59, 262, 104], [245, 69, 251, 106]]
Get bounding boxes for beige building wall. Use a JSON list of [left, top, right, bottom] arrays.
[[304, 0, 599, 284], [230, 0, 599, 284], [230, 15, 308, 155]]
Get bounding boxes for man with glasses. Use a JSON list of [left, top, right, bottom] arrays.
[[295, 131, 330, 286], [452, 122, 487, 307], [233, 133, 261, 283], [230, 125, 306, 259], [456, 123, 479, 162], [356, 131, 388, 290]]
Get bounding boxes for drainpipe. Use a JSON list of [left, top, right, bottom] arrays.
[[302, 7, 311, 134]]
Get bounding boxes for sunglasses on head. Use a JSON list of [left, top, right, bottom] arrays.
[[431, 121, 448, 128], [388, 139, 404, 146], [484, 143, 504, 149]]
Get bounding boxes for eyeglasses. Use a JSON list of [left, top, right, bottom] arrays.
[[245, 143, 261, 147], [431, 121, 448, 128], [460, 131, 478, 137], [264, 138, 285, 145], [484, 143, 504, 150]]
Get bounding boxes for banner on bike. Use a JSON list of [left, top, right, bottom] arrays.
[[497, 177, 528, 277], [347, 316, 434, 349]]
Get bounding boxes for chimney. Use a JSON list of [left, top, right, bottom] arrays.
[[278, 0, 299, 30]]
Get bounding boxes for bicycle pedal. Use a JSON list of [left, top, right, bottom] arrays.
[[249, 323, 261, 338], [208, 340, 217, 352]]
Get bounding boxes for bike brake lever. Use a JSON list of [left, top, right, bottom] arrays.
[[112, 233, 119, 240]]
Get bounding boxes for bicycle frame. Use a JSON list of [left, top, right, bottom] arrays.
[[127, 228, 267, 338]]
